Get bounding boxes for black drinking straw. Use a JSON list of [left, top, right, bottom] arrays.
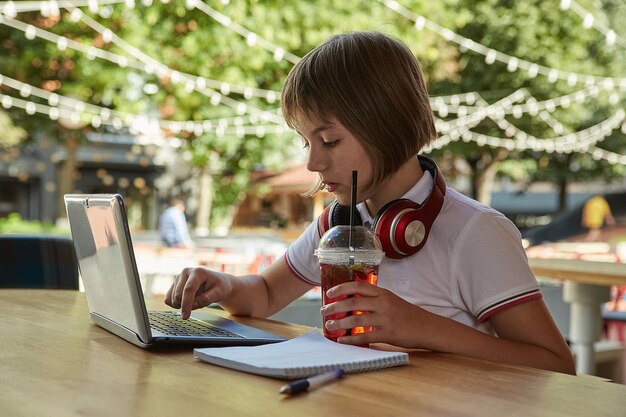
[[346, 170, 357, 336], [348, 170, 357, 254]]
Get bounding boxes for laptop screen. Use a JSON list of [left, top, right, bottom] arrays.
[[65, 194, 152, 342]]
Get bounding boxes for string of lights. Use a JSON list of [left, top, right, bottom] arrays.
[[430, 85, 617, 118], [427, 88, 626, 161], [35, 5, 620, 122], [588, 144, 626, 164], [5, 66, 622, 161], [0, 0, 125, 16], [379, 0, 626, 88], [183, 0, 626, 94], [0, 91, 291, 139], [538, 108, 626, 164], [1, 0, 623, 165], [12, 8, 619, 135], [560, 0, 625, 49], [4, 0, 623, 52], [1, 0, 294, 101], [471, 95, 622, 153], [436, 89, 528, 135], [4, 1, 622, 122], [190, 0, 301, 65], [68, 6, 281, 102], [184, 0, 626, 89], [428, 109, 624, 157], [3, 80, 624, 166], [0, 73, 288, 136], [0, 13, 285, 125]]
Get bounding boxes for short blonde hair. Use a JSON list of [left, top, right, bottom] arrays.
[[281, 31, 436, 195]]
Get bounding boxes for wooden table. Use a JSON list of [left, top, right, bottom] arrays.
[[529, 257, 626, 375], [2, 290, 626, 417]]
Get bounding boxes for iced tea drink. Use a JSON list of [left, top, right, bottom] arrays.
[[320, 262, 379, 341], [315, 225, 384, 343]]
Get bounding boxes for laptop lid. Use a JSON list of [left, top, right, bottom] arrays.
[[65, 194, 154, 346], [64, 194, 286, 348]]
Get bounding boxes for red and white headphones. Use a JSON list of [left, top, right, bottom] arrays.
[[317, 155, 446, 259]]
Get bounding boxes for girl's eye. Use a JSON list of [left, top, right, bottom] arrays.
[[323, 140, 338, 148]]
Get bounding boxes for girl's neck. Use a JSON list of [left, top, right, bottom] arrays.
[[365, 157, 423, 215]]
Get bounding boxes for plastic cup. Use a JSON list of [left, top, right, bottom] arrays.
[[315, 225, 384, 343]]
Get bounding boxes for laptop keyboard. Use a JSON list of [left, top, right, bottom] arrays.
[[148, 311, 243, 338]]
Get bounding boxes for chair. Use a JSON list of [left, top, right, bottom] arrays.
[[0, 235, 79, 290]]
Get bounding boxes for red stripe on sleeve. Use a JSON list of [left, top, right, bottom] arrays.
[[479, 292, 543, 323], [283, 253, 318, 286]]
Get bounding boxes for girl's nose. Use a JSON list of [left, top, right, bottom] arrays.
[[306, 147, 326, 172]]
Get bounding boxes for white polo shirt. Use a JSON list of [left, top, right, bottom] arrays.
[[284, 171, 541, 335]]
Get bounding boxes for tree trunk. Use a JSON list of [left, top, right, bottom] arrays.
[[468, 148, 508, 206], [555, 154, 571, 214], [476, 168, 496, 206], [467, 156, 479, 201], [56, 131, 78, 221], [194, 164, 213, 236], [556, 175, 568, 214]]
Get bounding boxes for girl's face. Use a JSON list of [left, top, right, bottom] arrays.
[[297, 116, 374, 206]]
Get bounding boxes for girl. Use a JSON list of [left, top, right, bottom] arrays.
[[165, 31, 575, 375]]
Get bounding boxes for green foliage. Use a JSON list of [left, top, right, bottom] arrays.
[[0, 0, 624, 223], [0, 213, 70, 235], [0, 110, 27, 148], [424, 0, 625, 203]]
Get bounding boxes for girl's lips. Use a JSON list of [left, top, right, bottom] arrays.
[[324, 183, 338, 193]]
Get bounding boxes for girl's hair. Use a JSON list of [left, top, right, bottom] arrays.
[[281, 31, 436, 195]]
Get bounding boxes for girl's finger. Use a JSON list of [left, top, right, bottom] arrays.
[[326, 281, 382, 298]]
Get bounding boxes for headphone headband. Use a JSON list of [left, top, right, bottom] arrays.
[[318, 155, 446, 259]]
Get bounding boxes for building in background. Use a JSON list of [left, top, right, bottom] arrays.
[[232, 164, 330, 236], [0, 129, 183, 230]]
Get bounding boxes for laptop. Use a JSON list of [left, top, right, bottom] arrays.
[[64, 193, 286, 348]]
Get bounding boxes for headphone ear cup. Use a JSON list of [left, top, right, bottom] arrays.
[[317, 204, 333, 238], [330, 202, 360, 228], [372, 199, 425, 259], [317, 201, 362, 237]]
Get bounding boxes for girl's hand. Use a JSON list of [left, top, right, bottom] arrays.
[[320, 281, 434, 348], [164, 267, 233, 319], [322, 282, 576, 375]]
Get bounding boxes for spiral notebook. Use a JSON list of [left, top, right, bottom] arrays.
[[193, 329, 409, 379]]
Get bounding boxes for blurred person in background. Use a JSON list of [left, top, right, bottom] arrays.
[[581, 195, 616, 242], [159, 198, 194, 249]]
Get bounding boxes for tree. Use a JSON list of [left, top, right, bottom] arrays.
[[0, 110, 26, 148], [2, 0, 622, 227], [0, 10, 124, 220], [421, 0, 625, 206], [0, 0, 455, 229]]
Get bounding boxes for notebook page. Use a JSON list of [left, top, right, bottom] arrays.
[[193, 328, 409, 379]]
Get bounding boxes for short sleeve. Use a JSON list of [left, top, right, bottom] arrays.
[[454, 211, 541, 322], [284, 220, 322, 286]]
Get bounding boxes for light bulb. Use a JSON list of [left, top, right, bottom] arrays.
[[414, 16, 425, 30], [606, 30, 616, 46]]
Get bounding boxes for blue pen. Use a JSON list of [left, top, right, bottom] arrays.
[[279, 368, 345, 395]]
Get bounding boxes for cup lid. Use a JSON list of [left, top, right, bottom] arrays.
[[315, 225, 384, 264]]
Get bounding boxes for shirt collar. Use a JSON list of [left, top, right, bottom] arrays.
[[357, 169, 434, 223]]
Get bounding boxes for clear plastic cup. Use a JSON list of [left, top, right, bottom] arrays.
[[315, 225, 384, 342]]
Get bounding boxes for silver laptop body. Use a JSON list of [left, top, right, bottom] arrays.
[[64, 193, 286, 348]]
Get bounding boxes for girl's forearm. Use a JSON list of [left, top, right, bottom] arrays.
[[415, 311, 575, 374], [217, 274, 270, 317]]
